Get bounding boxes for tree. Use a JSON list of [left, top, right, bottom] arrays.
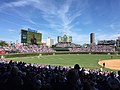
[[0, 40, 7, 46]]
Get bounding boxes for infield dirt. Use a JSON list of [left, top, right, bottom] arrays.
[[98, 59, 120, 70]]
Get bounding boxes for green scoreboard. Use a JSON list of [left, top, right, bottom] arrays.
[[21, 29, 42, 44], [57, 35, 72, 43]]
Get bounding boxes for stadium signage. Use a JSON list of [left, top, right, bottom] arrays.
[[28, 28, 37, 33]]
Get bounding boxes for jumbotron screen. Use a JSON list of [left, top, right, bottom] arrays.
[[21, 29, 42, 44], [27, 31, 42, 44]]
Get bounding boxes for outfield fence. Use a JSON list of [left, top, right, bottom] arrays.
[[0, 51, 119, 58]]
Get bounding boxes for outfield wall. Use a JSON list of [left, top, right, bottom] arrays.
[[0, 51, 119, 58]]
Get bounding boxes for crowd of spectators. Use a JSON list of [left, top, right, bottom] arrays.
[[97, 40, 116, 45], [1, 46, 18, 52], [0, 44, 117, 54], [0, 46, 5, 51], [1, 45, 55, 53], [17, 45, 55, 53], [55, 42, 81, 47], [69, 45, 116, 52], [0, 60, 120, 90]]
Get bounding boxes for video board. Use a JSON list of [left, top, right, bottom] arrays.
[[21, 29, 42, 44]]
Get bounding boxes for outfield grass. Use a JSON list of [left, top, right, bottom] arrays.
[[9, 54, 120, 70]]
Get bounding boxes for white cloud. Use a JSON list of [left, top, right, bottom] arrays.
[[8, 29, 15, 32], [0, 0, 30, 9], [2, 19, 21, 27], [110, 23, 120, 30], [96, 33, 118, 41], [0, 0, 89, 44], [0, 0, 83, 30]]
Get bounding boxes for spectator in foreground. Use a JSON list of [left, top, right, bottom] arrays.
[[53, 69, 81, 90], [117, 71, 120, 80], [0, 66, 23, 90], [107, 72, 120, 90]]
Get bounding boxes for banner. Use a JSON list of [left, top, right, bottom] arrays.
[[0, 50, 6, 54]]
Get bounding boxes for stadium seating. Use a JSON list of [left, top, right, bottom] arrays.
[[1, 45, 55, 54], [0, 60, 120, 90], [69, 45, 115, 52]]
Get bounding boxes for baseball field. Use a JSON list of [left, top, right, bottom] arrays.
[[9, 54, 120, 70]]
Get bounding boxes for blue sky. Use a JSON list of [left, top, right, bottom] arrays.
[[0, 0, 120, 44]]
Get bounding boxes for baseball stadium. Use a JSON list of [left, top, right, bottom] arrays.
[[0, 0, 120, 89], [0, 29, 120, 90]]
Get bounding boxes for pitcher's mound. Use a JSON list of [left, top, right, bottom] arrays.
[[98, 59, 120, 70]]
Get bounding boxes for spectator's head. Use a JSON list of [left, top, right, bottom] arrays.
[[11, 66, 19, 75], [74, 64, 80, 70], [32, 34, 35, 38], [110, 72, 115, 78]]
